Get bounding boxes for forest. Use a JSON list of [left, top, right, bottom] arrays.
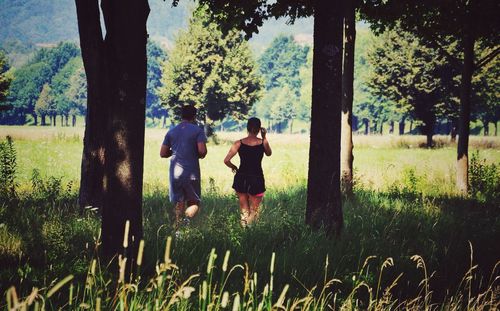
[[0, 0, 499, 310]]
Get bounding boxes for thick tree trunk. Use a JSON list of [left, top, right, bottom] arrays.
[[65, 114, 69, 126], [399, 117, 405, 135], [379, 121, 383, 134], [424, 117, 435, 148], [72, 115, 77, 127], [306, 0, 343, 234], [41, 115, 46, 126], [456, 33, 474, 194], [75, 0, 107, 211], [495, 122, 498, 136], [340, 0, 355, 196], [53, 115, 57, 126], [389, 121, 394, 134], [32, 113, 38, 126], [100, 0, 149, 262]]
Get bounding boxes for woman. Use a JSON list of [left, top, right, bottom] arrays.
[[224, 118, 272, 227]]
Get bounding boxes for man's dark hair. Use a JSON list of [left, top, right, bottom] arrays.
[[181, 105, 197, 120], [247, 117, 261, 134]]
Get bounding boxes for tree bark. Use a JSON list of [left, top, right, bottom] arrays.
[[60, 115, 64, 126], [32, 113, 38, 126], [65, 114, 69, 126], [389, 121, 394, 134], [100, 0, 149, 262], [399, 117, 405, 135], [409, 120, 413, 132], [340, 0, 355, 196], [41, 115, 46, 126], [306, 0, 343, 235], [495, 122, 498, 136], [363, 119, 369, 135], [72, 115, 77, 127], [75, 0, 107, 211], [53, 115, 57, 126], [456, 32, 474, 194]]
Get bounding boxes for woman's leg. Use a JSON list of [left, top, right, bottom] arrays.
[[237, 192, 250, 227], [248, 194, 264, 224]]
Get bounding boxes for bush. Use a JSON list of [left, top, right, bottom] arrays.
[[0, 136, 17, 198], [469, 151, 500, 202]]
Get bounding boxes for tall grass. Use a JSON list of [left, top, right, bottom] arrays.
[[0, 129, 499, 309]]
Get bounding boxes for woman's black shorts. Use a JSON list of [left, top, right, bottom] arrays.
[[232, 173, 266, 195]]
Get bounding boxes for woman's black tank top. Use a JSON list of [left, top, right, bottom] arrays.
[[238, 140, 264, 176]]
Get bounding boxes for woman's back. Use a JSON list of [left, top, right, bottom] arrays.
[[238, 138, 264, 176]]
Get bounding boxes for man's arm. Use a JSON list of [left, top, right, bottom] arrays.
[[160, 144, 172, 158], [197, 142, 207, 159]]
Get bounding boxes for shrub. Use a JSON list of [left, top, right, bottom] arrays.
[[0, 136, 17, 198], [469, 151, 500, 202]]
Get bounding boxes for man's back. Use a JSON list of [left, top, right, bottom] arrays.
[[163, 122, 206, 180]]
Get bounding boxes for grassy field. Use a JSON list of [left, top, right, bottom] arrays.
[[0, 126, 499, 310]]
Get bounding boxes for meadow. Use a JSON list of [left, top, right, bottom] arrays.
[[0, 126, 499, 310]]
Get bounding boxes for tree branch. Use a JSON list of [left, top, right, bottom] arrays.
[[475, 46, 500, 70]]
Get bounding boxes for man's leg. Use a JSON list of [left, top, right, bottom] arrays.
[[174, 201, 185, 228], [248, 194, 264, 224], [237, 192, 250, 227], [185, 200, 199, 218]]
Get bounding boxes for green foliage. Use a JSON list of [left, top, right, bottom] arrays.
[[50, 57, 83, 117], [34, 83, 53, 120], [366, 26, 459, 139], [65, 66, 87, 117], [146, 40, 168, 125], [469, 151, 500, 202], [0, 136, 17, 198], [0, 50, 12, 104], [258, 35, 309, 94], [159, 5, 262, 124], [1, 42, 80, 125]]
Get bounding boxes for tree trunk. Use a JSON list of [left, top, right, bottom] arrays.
[[32, 113, 38, 126], [456, 32, 474, 194], [482, 119, 489, 136], [162, 114, 167, 128], [65, 114, 69, 126], [41, 114, 46, 126], [100, 0, 149, 264], [72, 115, 77, 127], [53, 115, 57, 126], [450, 118, 458, 142], [399, 117, 405, 135], [289, 119, 293, 134], [75, 0, 107, 212], [340, 0, 355, 196], [306, 0, 343, 234], [389, 121, 394, 134], [363, 119, 369, 135], [409, 120, 413, 132], [379, 121, 383, 134], [424, 117, 435, 148], [495, 122, 498, 136], [60, 115, 64, 126]]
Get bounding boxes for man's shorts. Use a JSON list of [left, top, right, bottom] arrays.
[[169, 178, 201, 203]]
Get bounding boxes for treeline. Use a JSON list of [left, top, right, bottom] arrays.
[[0, 12, 497, 136], [0, 41, 167, 127]]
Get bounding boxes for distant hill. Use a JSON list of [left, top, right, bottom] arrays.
[[0, 0, 314, 54]]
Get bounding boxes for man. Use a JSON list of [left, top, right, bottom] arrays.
[[160, 105, 207, 228]]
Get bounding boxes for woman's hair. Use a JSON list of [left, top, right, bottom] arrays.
[[247, 117, 261, 134]]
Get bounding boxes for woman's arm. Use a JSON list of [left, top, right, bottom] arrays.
[[261, 128, 272, 156], [223, 141, 240, 173]]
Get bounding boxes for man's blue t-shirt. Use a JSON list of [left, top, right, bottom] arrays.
[[163, 122, 207, 180]]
